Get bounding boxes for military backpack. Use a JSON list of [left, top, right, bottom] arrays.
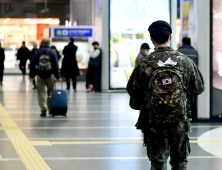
[[148, 57, 188, 123]]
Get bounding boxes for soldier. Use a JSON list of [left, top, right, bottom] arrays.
[[127, 20, 205, 170]]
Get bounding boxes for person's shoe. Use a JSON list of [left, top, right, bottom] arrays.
[[66, 87, 70, 90], [49, 112, 52, 115], [33, 86, 37, 89], [86, 84, 94, 93], [0, 82, 3, 86], [40, 111, 46, 117], [90, 88, 95, 93], [74, 89, 77, 92]]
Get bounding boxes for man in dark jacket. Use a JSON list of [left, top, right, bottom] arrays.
[[0, 43, 5, 86], [30, 39, 61, 117], [127, 21, 204, 170], [17, 41, 30, 79], [61, 38, 80, 92], [86, 41, 102, 92], [135, 43, 150, 66], [178, 37, 198, 121], [178, 37, 198, 65]]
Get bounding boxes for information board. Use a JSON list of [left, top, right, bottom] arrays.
[[54, 28, 93, 38]]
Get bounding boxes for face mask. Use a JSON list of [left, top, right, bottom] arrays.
[[145, 50, 149, 55]]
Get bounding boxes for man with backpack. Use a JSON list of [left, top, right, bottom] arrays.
[[30, 39, 61, 117], [127, 21, 205, 170]]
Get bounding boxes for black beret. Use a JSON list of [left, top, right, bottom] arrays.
[[148, 20, 172, 34]]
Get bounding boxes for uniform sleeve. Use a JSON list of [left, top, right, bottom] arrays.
[[188, 61, 205, 95], [126, 62, 149, 102]]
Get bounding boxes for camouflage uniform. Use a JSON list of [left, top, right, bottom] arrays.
[[127, 47, 204, 170]]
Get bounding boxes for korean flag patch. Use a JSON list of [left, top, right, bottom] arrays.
[[162, 78, 172, 86]]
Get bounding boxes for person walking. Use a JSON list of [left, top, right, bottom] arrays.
[[30, 42, 38, 89], [178, 37, 199, 122], [17, 41, 30, 79], [51, 46, 61, 61], [86, 42, 102, 92], [61, 38, 80, 92], [135, 43, 150, 66], [0, 43, 5, 86], [30, 39, 61, 117], [127, 21, 205, 170]]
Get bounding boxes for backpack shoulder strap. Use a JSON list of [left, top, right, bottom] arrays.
[[40, 49, 52, 61], [40, 48, 51, 55]]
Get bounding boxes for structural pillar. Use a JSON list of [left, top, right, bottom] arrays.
[[70, 0, 94, 26]]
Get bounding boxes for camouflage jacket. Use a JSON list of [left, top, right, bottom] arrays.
[[126, 47, 205, 132]]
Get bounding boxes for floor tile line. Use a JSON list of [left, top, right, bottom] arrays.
[[5, 140, 221, 146], [1, 156, 220, 161], [1, 126, 218, 130], [7, 111, 135, 114], [12, 118, 136, 121], [4, 106, 130, 108], [0, 137, 200, 141], [19, 126, 136, 129]]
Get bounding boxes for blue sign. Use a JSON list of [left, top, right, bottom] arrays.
[[54, 28, 93, 38]]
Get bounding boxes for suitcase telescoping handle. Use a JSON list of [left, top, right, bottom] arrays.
[[54, 79, 63, 90]]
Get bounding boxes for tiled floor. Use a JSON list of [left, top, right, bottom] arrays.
[[0, 75, 221, 170]]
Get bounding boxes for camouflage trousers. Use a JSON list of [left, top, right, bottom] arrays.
[[146, 122, 190, 170]]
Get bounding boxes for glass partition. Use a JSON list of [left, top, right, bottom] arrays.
[[211, 0, 222, 117]]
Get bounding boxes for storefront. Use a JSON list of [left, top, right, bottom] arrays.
[[0, 0, 69, 73], [0, 18, 59, 73]]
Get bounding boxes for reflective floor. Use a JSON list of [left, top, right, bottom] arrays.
[[0, 75, 221, 170]]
